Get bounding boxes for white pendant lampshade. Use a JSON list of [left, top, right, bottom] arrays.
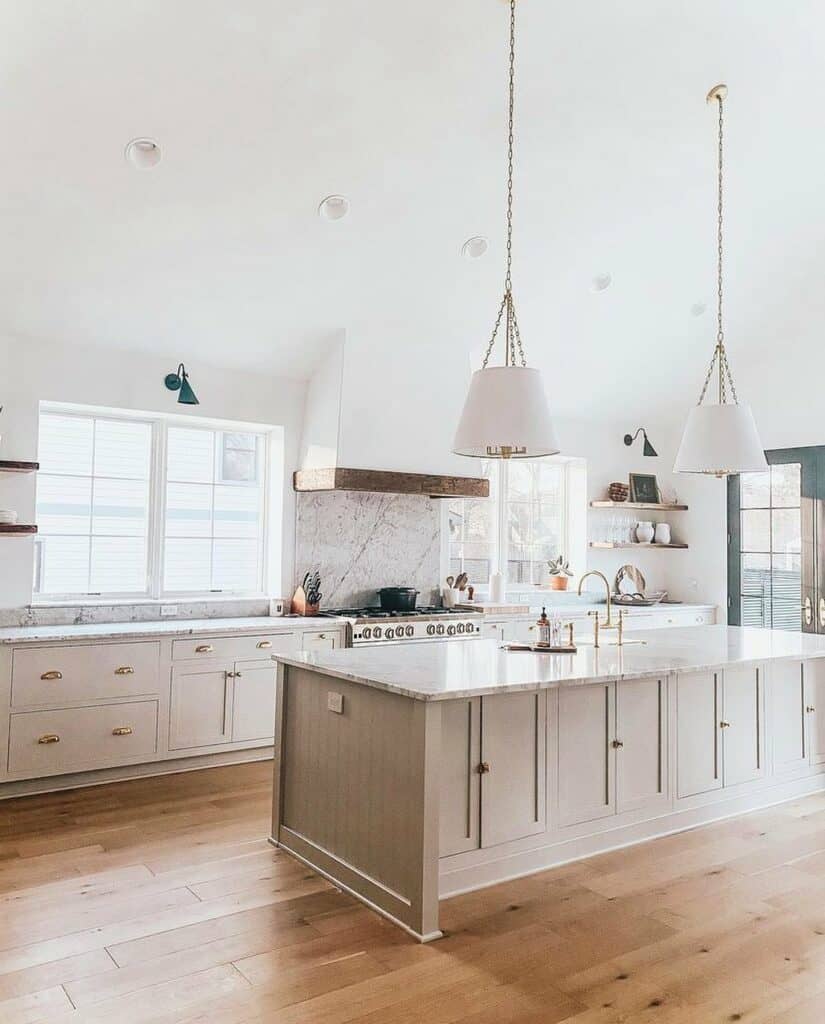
[[674, 403, 767, 477], [675, 84, 766, 478], [452, 0, 559, 462], [453, 366, 559, 459]]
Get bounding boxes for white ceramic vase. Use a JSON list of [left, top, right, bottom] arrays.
[[635, 521, 655, 544], [654, 523, 672, 545]]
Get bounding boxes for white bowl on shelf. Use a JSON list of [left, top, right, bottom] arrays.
[[0, 510, 19, 525]]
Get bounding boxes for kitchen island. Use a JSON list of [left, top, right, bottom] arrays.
[[272, 625, 825, 941]]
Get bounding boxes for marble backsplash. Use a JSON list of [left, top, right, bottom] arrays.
[[294, 491, 442, 609], [0, 599, 270, 628]]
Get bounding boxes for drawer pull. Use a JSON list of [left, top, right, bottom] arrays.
[[195, 645, 214, 654], [256, 640, 272, 649], [807, 705, 816, 714], [38, 734, 60, 744], [612, 739, 624, 749], [477, 761, 491, 774], [114, 666, 135, 676], [720, 720, 731, 729], [40, 670, 62, 681], [318, 634, 326, 640], [112, 726, 133, 737], [226, 671, 243, 679]]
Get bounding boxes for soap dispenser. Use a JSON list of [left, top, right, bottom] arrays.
[[537, 606, 551, 646]]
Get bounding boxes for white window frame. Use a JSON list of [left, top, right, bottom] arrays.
[[442, 458, 583, 594], [34, 404, 273, 604]]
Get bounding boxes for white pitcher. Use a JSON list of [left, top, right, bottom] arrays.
[[635, 521, 655, 544], [654, 522, 672, 545]]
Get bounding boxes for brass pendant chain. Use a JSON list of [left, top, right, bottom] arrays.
[[698, 87, 738, 406], [481, 0, 526, 371]]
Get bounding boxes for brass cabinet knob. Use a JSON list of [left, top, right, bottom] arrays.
[[112, 727, 133, 737], [318, 634, 327, 640], [114, 666, 135, 675], [38, 734, 60, 744], [720, 720, 731, 729], [612, 739, 624, 749], [40, 670, 62, 681], [256, 640, 272, 649], [195, 644, 214, 653], [807, 706, 816, 714], [477, 761, 491, 774]]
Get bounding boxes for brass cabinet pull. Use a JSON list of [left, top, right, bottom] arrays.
[[807, 706, 816, 714], [38, 734, 60, 744], [195, 644, 214, 654], [226, 671, 243, 679], [720, 720, 731, 729], [612, 739, 624, 749], [40, 670, 62, 681], [477, 761, 491, 774], [256, 640, 272, 649], [114, 666, 135, 675], [318, 634, 327, 640], [112, 726, 133, 737]]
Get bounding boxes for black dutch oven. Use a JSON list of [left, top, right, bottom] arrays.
[[377, 587, 420, 612]]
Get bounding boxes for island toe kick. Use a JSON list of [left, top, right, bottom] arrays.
[[271, 649, 825, 941]]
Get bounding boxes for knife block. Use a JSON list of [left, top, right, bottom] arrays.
[[291, 586, 319, 616]]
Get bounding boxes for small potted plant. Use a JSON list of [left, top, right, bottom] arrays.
[[548, 556, 574, 591]]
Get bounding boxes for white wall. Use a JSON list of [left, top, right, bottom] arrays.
[[0, 335, 307, 609], [299, 333, 344, 470]]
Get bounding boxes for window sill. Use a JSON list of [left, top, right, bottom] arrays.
[[31, 595, 269, 609]]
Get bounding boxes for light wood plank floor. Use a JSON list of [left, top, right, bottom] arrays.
[[3, 764, 825, 1022]]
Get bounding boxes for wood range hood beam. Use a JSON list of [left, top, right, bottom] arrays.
[[293, 467, 490, 499]]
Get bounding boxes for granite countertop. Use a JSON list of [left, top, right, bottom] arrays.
[[274, 625, 825, 702], [0, 616, 348, 646]]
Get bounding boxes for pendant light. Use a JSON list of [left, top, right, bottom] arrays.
[[452, 0, 558, 460], [674, 85, 766, 477]]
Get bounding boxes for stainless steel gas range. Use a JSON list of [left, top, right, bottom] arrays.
[[318, 606, 483, 647]]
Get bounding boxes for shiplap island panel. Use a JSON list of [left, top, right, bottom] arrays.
[[272, 626, 825, 941]]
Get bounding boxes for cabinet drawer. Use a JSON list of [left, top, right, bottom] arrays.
[[172, 633, 299, 662], [8, 701, 159, 777], [12, 642, 160, 707], [302, 630, 339, 651]]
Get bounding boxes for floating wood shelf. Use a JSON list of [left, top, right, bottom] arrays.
[[293, 467, 490, 499], [0, 460, 39, 475], [589, 541, 688, 550], [590, 501, 688, 511], [0, 524, 37, 535]]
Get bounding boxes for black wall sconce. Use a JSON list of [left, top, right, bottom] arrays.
[[164, 363, 199, 405], [624, 427, 657, 457]]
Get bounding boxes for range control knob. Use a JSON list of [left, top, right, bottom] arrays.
[[447, 625, 457, 636], [436, 624, 446, 636], [385, 627, 395, 639], [362, 627, 372, 639], [405, 625, 414, 637], [373, 626, 382, 639], [426, 624, 436, 636]]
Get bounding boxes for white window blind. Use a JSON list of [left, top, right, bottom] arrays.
[[163, 428, 264, 594], [36, 413, 152, 596], [34, 408, 269, 601]]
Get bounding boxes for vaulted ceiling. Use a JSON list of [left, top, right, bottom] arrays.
[[0, 1, 823, 420]]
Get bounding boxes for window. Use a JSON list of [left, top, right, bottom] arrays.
[[447, 459, 581, 589], [35, 407, 271, 600], [735, 461, 801, 629]]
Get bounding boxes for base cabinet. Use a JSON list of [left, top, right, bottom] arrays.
[[676, 671, 723, 798], [170, 665, 232, 750], [806, 660, 825, 766], [231, 661, 278, 742], [772, 660, 808, 772], [723, 666, 765, 786], [616, 676, 669, 814], [439, 691, 546, 854]]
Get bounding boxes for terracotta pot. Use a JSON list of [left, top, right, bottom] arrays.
[[549, 576, 569, 591]]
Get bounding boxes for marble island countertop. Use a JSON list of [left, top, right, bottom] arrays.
[[0, 616, 348, 646], [274, 625, 825, 701]]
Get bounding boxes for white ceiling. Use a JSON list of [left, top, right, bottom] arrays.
[[1, 1, 823, 415]]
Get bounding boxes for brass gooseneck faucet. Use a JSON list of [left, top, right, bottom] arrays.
[[578, 570, 617, 629]]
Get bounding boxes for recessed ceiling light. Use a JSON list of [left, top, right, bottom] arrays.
[[318, 195, 350, 221], [690, 302, 707, 317], [591, 273, 612, 293], [124, 138, 162, 169], [461, 236, 489, 260]]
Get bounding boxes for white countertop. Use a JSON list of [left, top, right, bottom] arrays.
[[0, 616, 347, 646], [274, 625, 825, 701]]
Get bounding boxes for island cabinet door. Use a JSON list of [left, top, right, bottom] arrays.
[[676, 671, 723, 799], [439, 698, 481, 856], [722, 666, 765, 787], [558, 683, 616, 826], [479, 691, 546, 847], [806, 660, 825, 766], [772, 660, 808, 772], [231, 660, 277, 743], [615, 677, 669, 815]]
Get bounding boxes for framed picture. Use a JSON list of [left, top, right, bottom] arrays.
[[629, 473, 660, 504]]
